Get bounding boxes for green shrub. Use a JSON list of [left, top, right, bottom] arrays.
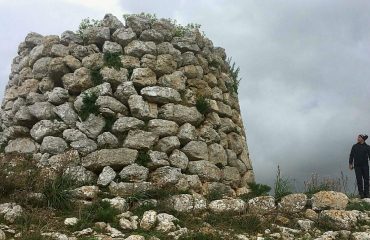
[[123, 12, 158, 26], [136, 150, 151, 166], [346, 201, 370, 211], [103, 115, 116, 132], [76, 18, 102, 37], [239, 182, 271, 201], [195, 96, 210, 114], [274, 165, 293, 201], [74, 200, 119, 230], [204, 213, 263, 234], [174, 23, 202, 38], [42, 175, 75, 210], [90, 69, 103, 86], [206, 189, 224, 201], [104, 52, 123, 70], [79, 92, 99, 121], [226, 57, 241, 94], [179, 232, 222, 240]]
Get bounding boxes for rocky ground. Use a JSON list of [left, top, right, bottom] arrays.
[[1, 155, 370, 240]]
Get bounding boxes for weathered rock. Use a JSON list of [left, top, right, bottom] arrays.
[[63, 165, 97, 184], [222, 166, 241, 188], [97, 166, 117, 187], [278, 193, 308, 213], [119, 163, 149, 182], [47, 150, 80, 171], [30, 119, 67, 141], [208, 143, 227, 166], [100, 66, 128, 87], [150, 166, 182, 187], [48, 57, 70, 80], [159, 103, 203, 125], [147, 119, 178, 137], [209, 198, 246, 213], [147, 150, 169, 169], [155, 136, 180, 154], [47, 87, 69, 105], [102, 41, 123, 54], [169, 150, 189, 170], [63, 55, 82, 71], [114, 81, 137, 103], [312, 191, 349, 210], [62, 129, 87, 142], [140, 210, 157, 230], [112, 117, 144, 133], [248, 196, 276, 214], [319, 210, 358, 230], [61, 30, 83, 45], [82, 148, 138, 171], [155, 54, 177, 75], [187, 160, 221, 181], [112, 27, 137, 47], [182, 141, 209, 161], [124, 40, 156, 58], [82, 26, 110, 46], [96, 95, 128, 114], [97, 132, 119, 148], [32, 57, 52, 79], [102, 197, 128, 212], [40, 136, 68, 154], [177, 123, 197, 144], [5, 137, 38, 153], [123, 130, 158, 150], [76, 114, 105, 139], [158, 71, 186, 91], [28, 102, 56, 120], [72, 185, 99, 200], [141, 86, 181, 104], [64, 217, 78, 226], [51, 44, 69, 57], [54, 102, 79, 126], [131, 67, 157, 87], [109, 181, 153, 197], [0, 203, 23, 223], [70, 138, 98, 156], [128, 95, 158, 120], [62, 67, 94, 93]]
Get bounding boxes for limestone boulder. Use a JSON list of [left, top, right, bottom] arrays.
[[119, 163, 149, 182], [248, 196, 276, 214], [147, 119, 178, 137], [123, 130, 159, 150], [141, 86, 181, 104], [187, 160, 221, 181], [278, 193, 308, 213], [97, 166, 117, 187], [5, 137, 38, 154], [40, 136, 68, 154], [124, 40, 156, 58], [82, 148, 138, 171], [159, 103, 203, 125], [182, 141, 208, 161], [312, 191, 349, 210], [209, 198, 246, 213]]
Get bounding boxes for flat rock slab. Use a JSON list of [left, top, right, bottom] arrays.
[[82, 148, 138, 171]]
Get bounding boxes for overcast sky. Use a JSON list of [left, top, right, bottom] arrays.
[[1, 0, 369, 192]]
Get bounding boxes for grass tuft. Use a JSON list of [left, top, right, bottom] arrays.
[[42, 175, 75, 210], [79, 92, 99, 121], [90, 69, 103, 86], [136, 150, 151, 167], [104, 52, 123, 70], [195, 96, 210, 114]]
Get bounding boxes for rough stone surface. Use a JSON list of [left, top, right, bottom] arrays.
[[278, 193, 308, 213], [248, 196, 276, 214], [82, 148, 138, 171], [209, 199, 246, 213], [312, 191, 349, 210]]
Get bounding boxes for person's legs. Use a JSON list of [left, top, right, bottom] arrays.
[[355, 166, 364, 198], [363, 165, 370, 198]]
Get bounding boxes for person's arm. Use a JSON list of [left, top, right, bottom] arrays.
[[349, 145, 355, 169]]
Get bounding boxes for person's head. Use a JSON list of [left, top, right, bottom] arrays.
[[358, 134, 368, 143]]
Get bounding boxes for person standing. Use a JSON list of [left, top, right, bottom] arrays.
[[349, 134, 370, 199]]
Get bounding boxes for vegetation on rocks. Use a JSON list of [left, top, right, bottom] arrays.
[[79, 92, 99, 121]]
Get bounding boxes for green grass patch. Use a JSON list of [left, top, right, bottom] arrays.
[[103, 115, 116, 132], [195, 96, 210, 114], [79, 92, 99, 121], [204, 213, 263, 234], [346, 201, 370, 211], [239, 182, 271, 201], [73, 200, 119, 231], [90, 69, 103, 86], [104, 52, 123, 70], [226, 57, 241, 94], [179, 232, 223, 240], [136, 150, 151, 166], [42, 175, 75, 210]]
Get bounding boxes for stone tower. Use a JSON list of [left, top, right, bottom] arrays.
[[0, 13, 254, 197]]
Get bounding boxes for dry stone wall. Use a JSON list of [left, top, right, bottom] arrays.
[[0, 13, 254, 197]]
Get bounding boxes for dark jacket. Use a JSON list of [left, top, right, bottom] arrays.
[[349, 142, 370, 167]]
